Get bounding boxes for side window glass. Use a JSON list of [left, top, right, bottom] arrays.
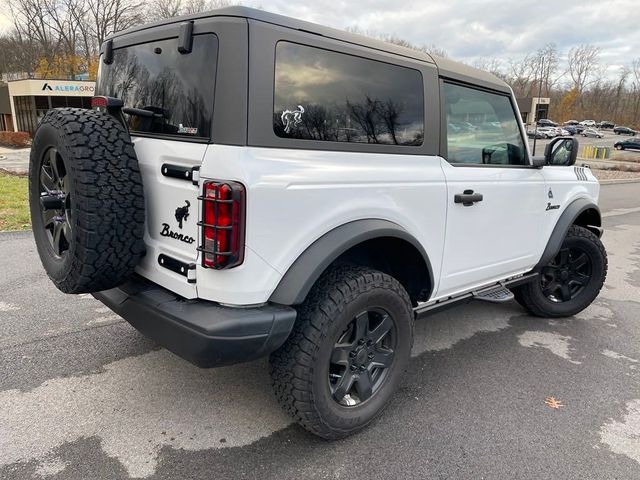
[[274, 42, 424, 145], [444, 83, 527, 165]]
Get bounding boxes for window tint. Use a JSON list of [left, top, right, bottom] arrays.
[[444, 83, 527, 165], [274, 42, 424, 145], [96, 34, 217, 139]]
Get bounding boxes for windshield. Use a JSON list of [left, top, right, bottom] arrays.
[[96, 34, 218, 139]]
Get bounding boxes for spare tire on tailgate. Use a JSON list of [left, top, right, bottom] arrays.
[[29, 108, 146, 294]]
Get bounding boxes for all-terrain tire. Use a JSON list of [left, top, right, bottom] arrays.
[[29, 108, 145, 294], [513, 225, 607, 318], [270, 265, 414, 439]]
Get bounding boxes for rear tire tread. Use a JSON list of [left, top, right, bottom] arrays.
[[29, 108, 145, 293], [269, 265, 412, 439]]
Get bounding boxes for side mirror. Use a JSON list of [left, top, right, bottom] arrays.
[[544, 137, 578, 166]]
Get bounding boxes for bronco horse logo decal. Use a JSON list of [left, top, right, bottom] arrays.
[[281, 105, 305, 133], [175, 200, 190, 229]]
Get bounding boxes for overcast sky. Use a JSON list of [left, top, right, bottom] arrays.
[[262, 0, 638, 73], [1, 0, 637, 75]]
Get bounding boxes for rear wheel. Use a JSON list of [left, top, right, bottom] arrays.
[[513, 225, 607, 318], [270, 265, 413, 439]]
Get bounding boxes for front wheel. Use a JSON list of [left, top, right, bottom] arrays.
[[513, 225, 607, 318], [270, 265, 413, 439]]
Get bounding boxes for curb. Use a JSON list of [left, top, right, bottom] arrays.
[[598, 178, 640, 185], [0, 167, 28, 176]]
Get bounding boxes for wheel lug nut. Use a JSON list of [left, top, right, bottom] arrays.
[[350, 365, 357, 371], [358, 339, 365, 345], [349, 351, 356, 358], [368, 353, 374, 359], [360, 365, 366, 372], [367, 340, 373, 346]]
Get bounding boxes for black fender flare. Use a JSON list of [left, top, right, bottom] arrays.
[[534, 197, 602, 271], [269, 219, 434, 305]]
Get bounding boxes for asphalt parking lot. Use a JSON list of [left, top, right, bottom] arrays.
[[1, 182, 640, 479], [527, 129, 639, 157]]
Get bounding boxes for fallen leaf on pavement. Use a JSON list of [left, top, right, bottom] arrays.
[[545, 396, 564, 409]]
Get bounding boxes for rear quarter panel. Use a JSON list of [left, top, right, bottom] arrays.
[[196, 144, 448, 305]]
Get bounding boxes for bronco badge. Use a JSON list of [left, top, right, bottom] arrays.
[[160, 200, 195, 244]]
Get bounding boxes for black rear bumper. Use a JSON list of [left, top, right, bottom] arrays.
[[93, 277, 297, 368]]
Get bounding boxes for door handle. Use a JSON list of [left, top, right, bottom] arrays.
[[454, 189, 483, 206]]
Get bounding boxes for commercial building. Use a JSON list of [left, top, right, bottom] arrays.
[[0, 79, 95, 134], [516, 97, 551, 126]]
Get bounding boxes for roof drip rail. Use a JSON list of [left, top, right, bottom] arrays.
[[178, 21, 194, 54]]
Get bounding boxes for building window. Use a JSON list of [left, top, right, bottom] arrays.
[[34, 96, 50, 125], [14, 96, 37, 134], [274, 42, 424, 145]]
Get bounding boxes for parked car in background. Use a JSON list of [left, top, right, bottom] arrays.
[[559, 128, 571, 136], [580, 120, 596, 127], [598, 121, 615, 129], [526, 129, 546, 139], [564, 120, 579, 126], [614, 137, 640, 151], [537, 118, 558, 127], [564, 126, 578, 135], [613, 126, 636, 135], [582, 128, 604, 138], [536, 126, 557, 138], [575, 124, 586, 133]]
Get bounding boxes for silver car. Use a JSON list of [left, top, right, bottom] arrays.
[[582, 128, 604, 138]]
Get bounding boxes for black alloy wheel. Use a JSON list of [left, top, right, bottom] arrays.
[[540, 247, 591, 303], [39, 147, 72, 257], [270, 265, 414, 439], [511, 225, 607, 318], [329, 308, 396, 406]]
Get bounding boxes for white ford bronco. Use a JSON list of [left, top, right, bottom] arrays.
[[29, 7, 607, 439]]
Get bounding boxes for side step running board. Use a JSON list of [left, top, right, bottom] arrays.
[[414, 272, 538, 319], [474, 285, 514, 303]]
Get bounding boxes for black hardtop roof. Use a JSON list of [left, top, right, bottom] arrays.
[[107, 6, 510, 93]]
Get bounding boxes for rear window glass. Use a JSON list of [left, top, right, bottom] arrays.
[[274, 42, 424, 146], [96, 34, 218, 139]]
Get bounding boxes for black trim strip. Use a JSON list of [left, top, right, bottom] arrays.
[[158, 254, 196, 281], [161, 164, 198, 182]]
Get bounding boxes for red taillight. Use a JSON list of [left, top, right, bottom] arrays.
[[91, 96, 108, 108], [200, 180, 245, 269]]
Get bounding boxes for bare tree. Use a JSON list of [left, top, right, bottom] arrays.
[[85, 0, 145, 49], [473, 57, 502, 75], [567, 44, 601, 93], [345, 26, 448, 58], [8, 0, 59, 66], [145, 0, 229, 20], [379, 99, 403, 145], [534, 43, 559, 96], [506, 54, 537, 97]]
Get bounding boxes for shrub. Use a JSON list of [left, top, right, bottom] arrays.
[[0, 131, 32, 148]]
